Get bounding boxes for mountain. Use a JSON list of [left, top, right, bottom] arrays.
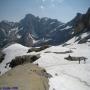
[[0, 8, 90, 48], [18, 14, 63, 46], [0, 14, 63, 48], [74, 8, 90, 34], [61, 7, 90, 45], [67, 8, 90, 44], [0, 8, 90, 90]]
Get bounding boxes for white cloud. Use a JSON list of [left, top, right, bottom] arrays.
[[42, 0, 46, 2], [40, 5, 45, 9]]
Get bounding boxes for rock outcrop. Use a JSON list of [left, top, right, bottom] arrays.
[[74, 8, 90, 34]]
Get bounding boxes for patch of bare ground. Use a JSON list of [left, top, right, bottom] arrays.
[[0, 63, 51, 90]]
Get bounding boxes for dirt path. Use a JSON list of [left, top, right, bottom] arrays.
[[0, 63, 49, 90]]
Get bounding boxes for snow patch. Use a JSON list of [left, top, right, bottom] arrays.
[[61, 26, 72, 31], [17, 34, 21, 39], [0, 43, 29, 75]]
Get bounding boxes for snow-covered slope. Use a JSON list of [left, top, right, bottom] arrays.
[[0, 40, 90, 90], [33, 38, 90, 90], [66, 31, 90, 44], [0, 43, 29, 75]]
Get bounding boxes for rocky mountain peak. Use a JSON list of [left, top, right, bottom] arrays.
[[87, 7, 90, 14], [23, 14, 36, 21], [66, 13, 82, 26], [76, 13, 82, 18], [73, 8, 90, 34]]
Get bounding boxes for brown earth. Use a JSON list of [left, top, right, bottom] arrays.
[[0, 63, 49, 90]]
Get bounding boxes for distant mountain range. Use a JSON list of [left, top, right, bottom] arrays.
[[0, 8, 90, 48]]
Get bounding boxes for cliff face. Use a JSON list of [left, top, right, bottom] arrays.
[[74, 8, 90, 34]]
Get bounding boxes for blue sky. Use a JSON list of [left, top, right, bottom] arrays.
[[0, 0, 90, 23]]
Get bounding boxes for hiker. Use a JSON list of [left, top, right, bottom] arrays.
[[68, 54, 72, 60], [79, 57, 87, 64], [79, 58, 81, 64], [84, 58, 86, 64]]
